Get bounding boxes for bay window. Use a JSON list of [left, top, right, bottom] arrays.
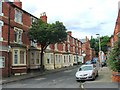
[[13, 49, 26, 65]]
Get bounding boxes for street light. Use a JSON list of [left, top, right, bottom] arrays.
[[96, 34, 102, 69], [82, 51, 86, 64]]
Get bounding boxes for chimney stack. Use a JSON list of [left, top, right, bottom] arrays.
[[13, 0, 22, 9], [40, 12, 47, 23], [67, 31, 72, 36]]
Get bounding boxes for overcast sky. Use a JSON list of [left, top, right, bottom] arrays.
[[11, 0, 120, 39]]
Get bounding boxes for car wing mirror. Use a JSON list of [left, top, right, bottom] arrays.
[[79, 68, 81, 71]]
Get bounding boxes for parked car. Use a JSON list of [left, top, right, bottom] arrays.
[[75, 64, 98, 81], [85, 60, 92, 65]]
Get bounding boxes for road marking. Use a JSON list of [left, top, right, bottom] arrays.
[[35, 78, 46, 81], [64, 70, 72, 73]]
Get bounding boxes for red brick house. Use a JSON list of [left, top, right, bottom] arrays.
[[0, 0, 83, 77], [80, 36, 93, 63], [44, 31, 82, 69], [0, 0, 42, 77], [113, 10, 120, 42]]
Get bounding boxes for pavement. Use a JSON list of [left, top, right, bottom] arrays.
[[1, 65, 79, 85], [81, 66, 120, 89]]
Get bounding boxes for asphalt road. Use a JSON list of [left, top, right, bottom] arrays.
[[2, 66, 119, 89], [2, 67, 81, 88]]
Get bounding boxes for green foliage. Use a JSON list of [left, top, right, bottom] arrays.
[[100, 36, 110, 53], [107, 37, 120, 72], [28, 19, 67, 50], [90, 35, 110, 56], [90, 37, 96, 48], [28, 19, 67, 69]]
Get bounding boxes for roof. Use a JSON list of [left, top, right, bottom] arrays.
[[7, 2, 38, 19], [80, 39, 86, 43]]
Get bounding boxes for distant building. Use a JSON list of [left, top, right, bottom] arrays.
[[80, 36, 94, 63]]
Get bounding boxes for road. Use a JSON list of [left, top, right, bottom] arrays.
[[2, 67, 81, 88], [2, 66, 119, 89]]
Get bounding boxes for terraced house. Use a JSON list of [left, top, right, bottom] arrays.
[[0, 0, 83, 77]]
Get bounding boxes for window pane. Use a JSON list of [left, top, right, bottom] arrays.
[[15, 9, 22, 23], [19, 12, 22, 23], [36, 52, 39, 64], [47, 59, 50, 64], [18, 31, 22, 43], [15, 10, 19, 22], [0, 1, 2, 15], [0, 57, 5, 68], [14, 31, 17, 42], [14, 50, 18, 64], [31, 52, 34, 64], [20, 51, 24, 64], [51, 54, 54, 63]]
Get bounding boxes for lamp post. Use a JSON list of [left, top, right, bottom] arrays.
[[82, 51, 86, 64], [96, 34, 102, 68]]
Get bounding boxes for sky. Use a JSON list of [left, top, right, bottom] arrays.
[[11, 0, 120, 39]]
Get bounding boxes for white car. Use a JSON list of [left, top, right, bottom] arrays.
[[75, 64, 98, 81]]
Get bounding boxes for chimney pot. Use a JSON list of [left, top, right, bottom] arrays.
[[40, 12, 47, 23], [13, 0, 22, 8], [67, 31, 72, 36]]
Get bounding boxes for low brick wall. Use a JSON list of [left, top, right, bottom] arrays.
[[112, 71, 120, 82]]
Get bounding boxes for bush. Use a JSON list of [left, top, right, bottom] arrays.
[[107, 36, 120, 72]]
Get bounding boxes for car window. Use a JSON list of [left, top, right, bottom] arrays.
[[79, 66, 93, 71]]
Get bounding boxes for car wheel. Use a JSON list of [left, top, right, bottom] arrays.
[[76, 80, 80, 82], [92, 75, 95, 80], [96, 71, 99, 77]]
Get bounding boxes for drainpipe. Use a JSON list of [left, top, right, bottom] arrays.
[[8, 2, 11, 77]]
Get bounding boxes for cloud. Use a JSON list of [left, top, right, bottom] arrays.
[[14, 0, 120, 39]]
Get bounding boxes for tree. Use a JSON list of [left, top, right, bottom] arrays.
[[90, 36, 96, 49], [107, 36, 120, 72], [100, 36, 110, 53], [28, 19, 67, 70], [90, 35, 110, 56]]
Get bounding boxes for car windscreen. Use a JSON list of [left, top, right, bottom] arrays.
[[79, 66, 93, 71]]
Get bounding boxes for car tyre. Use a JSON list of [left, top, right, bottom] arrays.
[[76, 80, 80, 82], [92, 75, 95, 80], [96, 71, 99, 77]]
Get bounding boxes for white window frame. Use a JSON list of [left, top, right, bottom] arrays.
[[63, 43, 65, 51], [46, 53, 51, 64], [0, 1, 3, 16], [0, 56, 5, 68], [67, 35, 70, 42], [73, 38, 74, 44], [31, 16, 37, 24], [30, 51, 40, 65], [68, 44, 70, 52], [14, 9, 23, 24], [35, 52, 40, 64], [30, 41, 37, 47], [55, 43, 58, 51], [14, 27, 23, 44], [13, 49, 26, 66], [0, 21, 3, 41]]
